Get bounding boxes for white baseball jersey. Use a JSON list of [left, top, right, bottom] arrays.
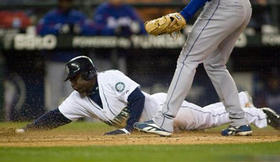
[[59, 70, 158, 127], [58, 70, 267, 130]]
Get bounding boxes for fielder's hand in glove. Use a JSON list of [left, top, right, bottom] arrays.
[[104, 128, 131, 135], [145, 12, 186, 36]]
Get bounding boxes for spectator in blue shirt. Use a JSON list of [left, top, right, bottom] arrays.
[[93, 0, 146, 36], [37, 0, 96, 36]]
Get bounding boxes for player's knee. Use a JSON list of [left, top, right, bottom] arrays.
[[177, 59, 199, 70], [203, 63, 226, 73]]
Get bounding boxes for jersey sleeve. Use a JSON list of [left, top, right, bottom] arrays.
[[109, 70, 140, 102], [58, 91, 88, 121], [180, 0, 209, 22]]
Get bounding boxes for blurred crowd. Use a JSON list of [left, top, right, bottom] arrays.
[[0, 0, 279, 120], [0, 0, 278, 33]]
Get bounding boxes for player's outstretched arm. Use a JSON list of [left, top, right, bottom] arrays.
[[16, 108, 72, 133]]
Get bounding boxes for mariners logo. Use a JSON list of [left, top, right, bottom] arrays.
[[70, 63, 80, 73], [115, 82, 125, 92]]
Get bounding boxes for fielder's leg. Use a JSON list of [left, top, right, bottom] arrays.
[[203, 0, 252, 136], [153, 0, 251, 132], [134, 0, 252, 135]]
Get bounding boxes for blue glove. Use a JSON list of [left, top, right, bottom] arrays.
[[104, 128, 131, 135]]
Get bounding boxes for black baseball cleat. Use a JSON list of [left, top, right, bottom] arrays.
[[261, 107, 280, 130]]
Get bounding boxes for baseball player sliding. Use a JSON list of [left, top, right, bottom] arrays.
[[16, 56, 280, 135], [134, 0, 253, 136]]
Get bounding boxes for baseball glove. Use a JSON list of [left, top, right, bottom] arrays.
[[144, 12, 187, 36]]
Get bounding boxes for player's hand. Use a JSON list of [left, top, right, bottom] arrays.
[[104, 128, 131, 135]]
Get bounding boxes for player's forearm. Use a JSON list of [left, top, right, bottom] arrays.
[[126, 88, 145, 132], [25, 108, 72, 131], [180, 0, 209, 22]]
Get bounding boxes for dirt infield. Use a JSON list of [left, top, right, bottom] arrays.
[[1, 128, 279, 147]]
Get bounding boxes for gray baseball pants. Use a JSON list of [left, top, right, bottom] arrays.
[[154, 0, 252, 132]]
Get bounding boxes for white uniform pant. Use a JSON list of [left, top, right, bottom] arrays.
[[173, 100, 267, 131], [151, 92, 267, 131]]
